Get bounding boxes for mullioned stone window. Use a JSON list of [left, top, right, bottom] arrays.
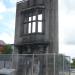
[[22, 8, 44, 34]]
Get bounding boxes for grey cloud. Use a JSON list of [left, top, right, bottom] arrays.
[[63, 0, 75, 11]]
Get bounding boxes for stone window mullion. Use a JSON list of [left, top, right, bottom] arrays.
[[36, 9, 38, 33], [31, 16, 33, 33], [27, 15, 29, 33], [42, 10, 44, 33]]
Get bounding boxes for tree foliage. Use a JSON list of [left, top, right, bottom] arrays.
[[71, 59, 75, 68], [3, 44, 13, 54]]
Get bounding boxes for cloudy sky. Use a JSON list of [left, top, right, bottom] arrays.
[[0, 0, 75, 58], [59, 0, 75, 58]]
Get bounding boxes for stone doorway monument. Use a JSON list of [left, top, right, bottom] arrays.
[[15, 0, 58, 54], [14, 0, 58, 75]]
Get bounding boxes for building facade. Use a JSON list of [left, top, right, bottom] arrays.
[[15, 0, 58, 54]]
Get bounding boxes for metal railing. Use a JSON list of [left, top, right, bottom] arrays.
[[0, 54, 70, 75]]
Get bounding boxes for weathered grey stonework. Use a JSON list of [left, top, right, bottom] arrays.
[[15, 0, 58, 54], [14, 1, 58, 74]]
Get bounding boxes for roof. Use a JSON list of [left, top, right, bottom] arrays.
[[0, 40, 5, 45]]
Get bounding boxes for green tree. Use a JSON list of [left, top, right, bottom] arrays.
[[3, 44, 13, 54], [71, 59, 75, 68]]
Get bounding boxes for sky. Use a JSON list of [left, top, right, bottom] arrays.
[[0, 0, 75, 58], [59, 0, 75, 58]]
